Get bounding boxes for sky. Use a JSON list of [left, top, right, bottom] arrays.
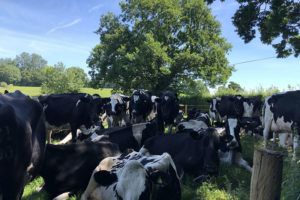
[[0, 0, 299, 91]]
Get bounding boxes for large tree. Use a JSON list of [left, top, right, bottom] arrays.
[[0, 64, 21, 85], [207, 0, 300, 58], [88, 0, 232, 93]]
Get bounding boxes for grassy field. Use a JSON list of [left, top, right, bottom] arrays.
[[22, 134, 300, 200], [0, 86, 112, 97]]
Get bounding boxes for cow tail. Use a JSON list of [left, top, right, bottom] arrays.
[[0, 105, 16, 162]]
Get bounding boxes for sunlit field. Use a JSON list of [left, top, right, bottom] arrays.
[[0, 86, 112, 97]]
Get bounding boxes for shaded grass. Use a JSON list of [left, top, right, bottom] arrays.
[[0, 86, 112, 97]]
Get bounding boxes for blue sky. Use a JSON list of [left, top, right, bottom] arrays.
[[0, 0, 299, 91]]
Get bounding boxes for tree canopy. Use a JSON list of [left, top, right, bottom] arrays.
[[0, 64, 21, 84], [207, 0, 300, 58], [88, 0, 233, 93]]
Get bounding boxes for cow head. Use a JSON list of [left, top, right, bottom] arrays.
[[82, 151, 181, 200], [208, 97, 221, 122], [190, 128, 220, 176], [104, 94, 130, 116], [159, 91, 179, 125], [129, 89, 152, 123], [224, 118, 241, 150]]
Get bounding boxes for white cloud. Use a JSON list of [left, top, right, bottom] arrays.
[[88, 4, 103, 13], [47, 18, 82, 34]]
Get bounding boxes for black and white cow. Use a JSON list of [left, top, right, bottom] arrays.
[[263, 90, 300, 147], [38, 93, 106, 143], [81, 149, 181, 200], [143, 128, 221, 180], [159, 91, 180, 133], [0, 90, 46, 200], [219, 118, 252, 172], [129, 89, 153, 124], [40, 141, 120, 199], [177, 112, 211, 132], [103, 94, 130, 128]]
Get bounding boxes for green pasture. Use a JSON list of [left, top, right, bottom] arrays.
[[0, 86, 112, 97]]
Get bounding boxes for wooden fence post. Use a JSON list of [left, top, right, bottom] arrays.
[[250, 148, 283, 200], [184, 105, 187, 115]]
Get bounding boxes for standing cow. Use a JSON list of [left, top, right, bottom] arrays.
[[0, 90, 46, 200], [103, 94, 130, 128], [38, 93, 105, 143], [263, 90, 300, 147], [129, 89, 153, 124]]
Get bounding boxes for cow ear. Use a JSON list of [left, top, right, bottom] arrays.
[[94, 170, 118, 186], [189, 130, 204, 140], [149, 170, 171, 186]]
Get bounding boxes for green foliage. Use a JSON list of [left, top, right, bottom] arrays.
[[0, 64, 21, 84], [41, 65, 87, 94], [88, 0, 233, 93], [206, 0, 300, 58], [15, 52, 47, 70], [0, 82, 7, 87], [227, 81, 243, 93]]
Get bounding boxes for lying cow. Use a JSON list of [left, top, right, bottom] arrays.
[[0, 90, 46, 200], [103, 94, 130, 128], [263, 90, 300, 147], [81, 149, 181, 200], [40, 141, 120, 199], [38, 93, 106, 143], [129, 89, 153, 124], [177, 112, 211, 132], [143, 128, 221, 180]]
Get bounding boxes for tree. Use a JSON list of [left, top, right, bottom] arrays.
[[0, 64, 21, 85], [41, 65, 87, 94], [88, 0, 233, 93], [228, 81, 243, 92], [207, 0, 300, 58], [15, 52, 47, 70]]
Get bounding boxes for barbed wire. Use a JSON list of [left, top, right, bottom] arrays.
[[232, 56, 277, 66]]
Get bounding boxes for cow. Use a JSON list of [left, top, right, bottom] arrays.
[[81, 149, 181, 200], [88, 104, 164, 152], [177, 112, 211, 132], [0, 90, 46, 200], [38, 93, 105, 143], [219, 118, 252, 172], [263, 90, 300, 148], [159, 91, 180, 133], [103, 94, 130, 128], [40, 141, 120, 199], [143, 128, 221, 181], [129, 89, 153, 124]]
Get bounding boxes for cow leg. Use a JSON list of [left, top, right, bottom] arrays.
[[234, 152, 252, 172], [46, 130, 52, 144], [70, 125, 77, 143]]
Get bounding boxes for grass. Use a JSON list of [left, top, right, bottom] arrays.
[[0, 86, 112, 97]]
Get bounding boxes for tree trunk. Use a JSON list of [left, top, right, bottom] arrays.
[[250, 148, 283, 200]]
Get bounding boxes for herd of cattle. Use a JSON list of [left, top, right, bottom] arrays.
[[0, 89, 299, 200]]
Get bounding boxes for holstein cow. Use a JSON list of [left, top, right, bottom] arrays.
[[38, 93, 105, 143], [88, 104, 164, 151], [81, 149, 181, 200], [129, 89, 153, 124], [103, 94, 130, 128], [0, 90, 46, 200], [159, 91, 180, 133], [40, 141, 120, 199], [177, 112, 211, 132], [263, 90, 300, 147], [143, 128, 221, 181]]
